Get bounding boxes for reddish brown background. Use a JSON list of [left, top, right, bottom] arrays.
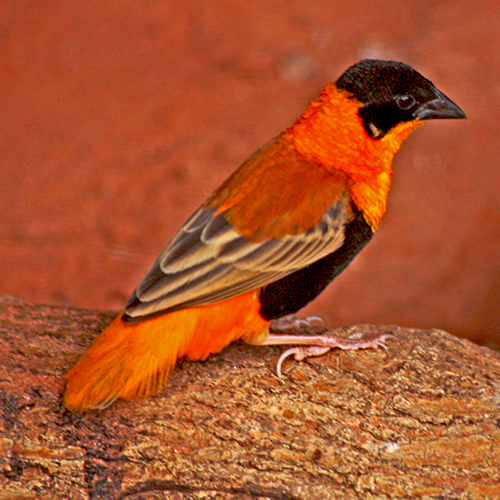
[[1, 1, 499, 348]]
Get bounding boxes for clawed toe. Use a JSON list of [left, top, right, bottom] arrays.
[[270, 314, 328, 332], [276, 346, 331, 378], [274, 331, 395, 378]]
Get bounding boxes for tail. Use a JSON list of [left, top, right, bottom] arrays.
[[64, 313, 180, 411], [64, 291, 270, 412]]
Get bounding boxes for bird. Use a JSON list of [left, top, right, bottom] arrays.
[[64, 59, 465, 411]]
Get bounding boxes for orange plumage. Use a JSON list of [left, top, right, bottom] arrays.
[[64, 60, 465, 411], [65, 291, 268, 409]]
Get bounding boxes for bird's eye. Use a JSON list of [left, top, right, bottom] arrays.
[[396, 95, 416, 110]]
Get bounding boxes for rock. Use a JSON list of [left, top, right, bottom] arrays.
[[1, 295, 499, 499]]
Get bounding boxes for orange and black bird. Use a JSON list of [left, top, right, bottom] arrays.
[[64, 60, 465, 411]]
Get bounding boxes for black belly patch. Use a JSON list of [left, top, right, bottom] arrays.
[[258, 210, 374, 320]]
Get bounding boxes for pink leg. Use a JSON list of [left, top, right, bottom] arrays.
[[258, 331, 393, 377]]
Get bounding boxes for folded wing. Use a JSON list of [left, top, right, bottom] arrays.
[[124, 198, 349, 321]]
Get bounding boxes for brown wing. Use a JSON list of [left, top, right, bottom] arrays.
[[124, 199, 349, 321]]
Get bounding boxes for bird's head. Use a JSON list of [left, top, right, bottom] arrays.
[[336, 59, 466, 139]]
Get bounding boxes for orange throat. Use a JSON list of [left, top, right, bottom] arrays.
[[289, 85, 422, 229]]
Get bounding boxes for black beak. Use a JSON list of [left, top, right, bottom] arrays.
[[414, 89, 466, 120]]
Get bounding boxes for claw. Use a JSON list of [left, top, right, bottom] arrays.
[[272, 331, 394, 378], [305, 316, 329, 327], [270, 314, 328, 332], [368, 334, 394, 351], [277, 346, 331, 378], [276, 348, 298, 378]]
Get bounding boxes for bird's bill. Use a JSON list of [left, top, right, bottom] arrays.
[[414, 88, 466, 120]]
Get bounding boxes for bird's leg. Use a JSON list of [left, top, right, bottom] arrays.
[[270, 314, 328, 332], [259, 329, 393, 378]]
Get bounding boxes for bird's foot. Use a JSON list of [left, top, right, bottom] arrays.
[[270, 314, 328, 332], [262, 331, 393, 377]]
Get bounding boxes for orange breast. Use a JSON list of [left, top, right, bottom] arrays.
[[290, 86, 423, 229]]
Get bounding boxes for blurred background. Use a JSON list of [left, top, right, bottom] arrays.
[[1, 1, 499, 349]]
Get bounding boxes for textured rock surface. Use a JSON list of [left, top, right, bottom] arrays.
[[1, 295, 500, 499], [1, 1, 498, 349]]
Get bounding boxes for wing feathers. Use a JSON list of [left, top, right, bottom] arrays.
[[125, 200, 348, 320]]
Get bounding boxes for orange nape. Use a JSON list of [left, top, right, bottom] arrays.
[[64, 290, 270, 411]]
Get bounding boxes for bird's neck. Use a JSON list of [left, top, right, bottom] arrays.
[[289, 85, 421, 229]]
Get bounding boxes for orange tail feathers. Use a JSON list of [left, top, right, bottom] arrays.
[[64, 291, 270, 412], [64, 312, 179, 411]]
